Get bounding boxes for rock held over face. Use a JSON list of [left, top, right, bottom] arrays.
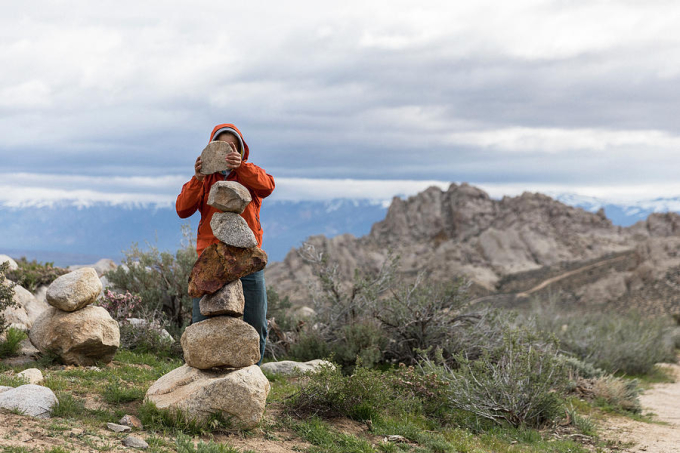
[[181, 316, 260, 369], [145, 364, 270, 429], [46, 267, 102, 312], [207, 181, 252, 214], [210, 212, 258, 248], [199, 141, 232, 175], [29, 306, 120, 366], [188, 243, 267, 297], [200, 279, 245, 317]]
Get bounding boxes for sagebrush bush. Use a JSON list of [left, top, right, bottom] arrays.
[[530, 302, 676, 375], [105, 226, 197, 328], [421, 329, 568, 428], [96, 289, 142, 321], [289, 362, 408, 420], [6, 257, 68, 292], [0, 262, 17, 337]]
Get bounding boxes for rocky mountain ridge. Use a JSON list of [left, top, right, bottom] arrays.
[[265, 183, 680, 315]]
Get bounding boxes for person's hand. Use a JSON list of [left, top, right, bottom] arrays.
[[194, 156, 205, 181], [226, 143, 242, 170]]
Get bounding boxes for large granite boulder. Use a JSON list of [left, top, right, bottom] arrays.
[[46, 268, 102, 312], [181, 316, 260, 369], [29, 306, 120, 366], [1, 282, 48, 332], [210, 212, 258, 248], [0, 255, 18, 271], [145, 364, 270, 429], [199, 280, 245, 317], [207, 181, 252, 214], [199, 141, 232, 175], [188, 243, 267, 297], [0, 384, 58, 418]]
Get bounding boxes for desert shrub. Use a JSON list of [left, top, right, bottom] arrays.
[[119, 321, 180, 358], [105, 226, 197, 328], [96, 289, 142, 320], [0, 327, 27, 358], [266, 286, 294, 331], [287, 330, 331, 362], [0, 262, 17, 337], [591, 376, 642, 413], [421, 329, 568, 428], [530, 302, 676, 375], [288, 362, 406, 421], [5, 257, 68, 292]]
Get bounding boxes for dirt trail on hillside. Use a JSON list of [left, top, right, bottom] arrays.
[[603, 363, 680, 452]]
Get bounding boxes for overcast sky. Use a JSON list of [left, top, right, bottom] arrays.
[[2, 0, 680, 206]]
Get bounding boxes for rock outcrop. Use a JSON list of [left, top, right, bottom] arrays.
[[265, 183, 680, 314], [1, 283, 48, 332]]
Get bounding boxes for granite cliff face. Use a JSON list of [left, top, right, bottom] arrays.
[[265, 183, 680, 314]]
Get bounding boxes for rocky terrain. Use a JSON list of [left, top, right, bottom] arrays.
[[266, 183, 680, 315]]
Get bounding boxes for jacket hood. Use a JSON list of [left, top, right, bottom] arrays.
[[209, 123, 250, 162]]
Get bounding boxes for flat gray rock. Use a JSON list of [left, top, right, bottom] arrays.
[[0, 384, 57, 418], [46, 267, 102, 312], [200, 280, 245, 317], [107, 422, 131, 432], [207, 181, 252, 214], [122, 435, 148, 449], [210, 212, 258, 248], [199, 141, 232, 175], [261, 359, 335, 376], [181, 316, 260, 369]]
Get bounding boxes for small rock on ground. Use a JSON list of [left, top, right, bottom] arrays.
[[17, 368, 43, 385], [122, 435, 149, 449], [119, 414, 143, 429], [107, 422, 131, 432]]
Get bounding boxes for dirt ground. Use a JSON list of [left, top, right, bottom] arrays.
[[602, 363, 680, 453]]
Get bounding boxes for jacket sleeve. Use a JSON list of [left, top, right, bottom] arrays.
[[234, 162, 275, 198], [176, 176, 203, 218]]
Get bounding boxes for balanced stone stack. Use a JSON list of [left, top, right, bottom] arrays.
[[29, 268, 120, 366], [146, 181, 270, 430]]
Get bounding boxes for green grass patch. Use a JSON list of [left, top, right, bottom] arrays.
[[289, 416, 375, 453], [0, 328, 27, 358]]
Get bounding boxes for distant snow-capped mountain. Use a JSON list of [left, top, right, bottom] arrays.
[[2, 192, 680, 267]]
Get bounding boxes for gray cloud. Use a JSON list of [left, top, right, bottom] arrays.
[[2, 1, 680, 197]]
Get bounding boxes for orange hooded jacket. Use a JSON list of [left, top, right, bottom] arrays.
[[176, 124, 275, 256]]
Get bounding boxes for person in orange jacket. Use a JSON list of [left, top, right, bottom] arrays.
[[176, 123, 275, 364]]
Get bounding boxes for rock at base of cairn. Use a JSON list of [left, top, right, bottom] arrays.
[[29, 306, 120, 366], [46, 267, 102, 312], [188, 243, 267, 297], [210, 212, 258, 248], [181, 316, 260, 369], [199, 141, 232, 175], [145, 364, 270, 430], [200, 280, 245, 317], [207, 181, 252, 214]]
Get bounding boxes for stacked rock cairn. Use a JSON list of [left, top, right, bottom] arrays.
[[145, 180, 270, 430], [29, 268, 120, 366]]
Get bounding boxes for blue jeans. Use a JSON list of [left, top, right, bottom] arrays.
[[192, 269, 268, 365]]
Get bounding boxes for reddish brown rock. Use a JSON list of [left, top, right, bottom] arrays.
[[188, 243, 268, 297]]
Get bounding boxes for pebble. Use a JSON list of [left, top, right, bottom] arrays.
[[122, 435, 149, 449], [106, 422, 131, 433]]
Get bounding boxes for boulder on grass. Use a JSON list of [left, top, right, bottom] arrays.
[[181, 316, 260, 369], [261, 359, 335, 376], [0, 384, 57, 418], [188, 243, 267, 297], [29, 306, 120, 366], [46, 267, 102, 312], [210, 212, 258, 248], [199, 280, 245, 317], [145, 364, 270, 429], [207, 181, 252, 214]]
